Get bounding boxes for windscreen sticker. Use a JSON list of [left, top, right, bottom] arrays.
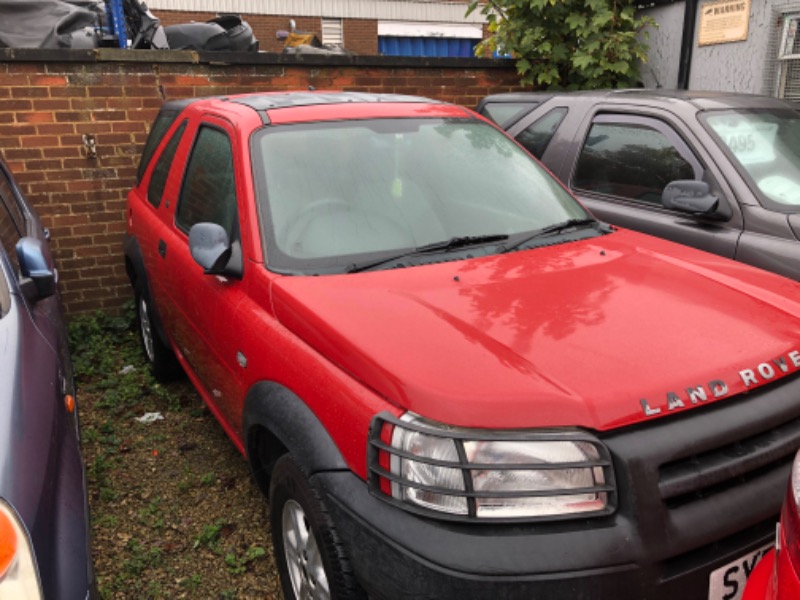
[[711, 121, 778, 165], [757, 175, 800, 204]]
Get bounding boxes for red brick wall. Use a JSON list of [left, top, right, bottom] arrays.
[[343, 19, 379, 56], [0, 51, 525, 316]]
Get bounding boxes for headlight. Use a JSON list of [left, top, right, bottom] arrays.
[[368, 412, 615, 521], [0, 498, 43, 599], [781, 449, 800, 570]]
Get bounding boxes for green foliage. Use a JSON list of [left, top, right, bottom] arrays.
[[121, 538, 163, 577], [69, 303, 136, 380], [194, 521, 266, 576], [139, 497, 165, 530], [194, 521, 225, 550], [467, 0, 655, 89], [180, 574, 202, 592], [224, 546, 267, 575], [69, 306, 181, 414]]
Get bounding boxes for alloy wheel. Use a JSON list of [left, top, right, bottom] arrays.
[[282, 499, 330, 600]]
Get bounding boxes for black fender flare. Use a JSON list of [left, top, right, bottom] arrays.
[[243, 381, 348, 494], [123, 234, 171, 349]]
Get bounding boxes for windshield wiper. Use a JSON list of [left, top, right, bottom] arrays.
[[348, 234, 509, 273], [503, 218, 599, 253], [414, 234, 509, 253]]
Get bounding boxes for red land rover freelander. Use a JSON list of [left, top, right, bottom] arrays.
[[124, 92, 800, 600]]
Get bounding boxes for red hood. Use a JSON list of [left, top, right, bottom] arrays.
[[272, 229, 800, 431]]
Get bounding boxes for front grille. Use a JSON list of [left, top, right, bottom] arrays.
[[601, 373, 800, 582], [659, 416, 800, 508]]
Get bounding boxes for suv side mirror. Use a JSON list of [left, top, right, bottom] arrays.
[[662, 180, 719, 216], [16, 237, 56, 301], [189, 223, 243, 279]]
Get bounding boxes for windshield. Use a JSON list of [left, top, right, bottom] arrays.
[[252, 117, 589, 274], [703, 109, 800, 209]]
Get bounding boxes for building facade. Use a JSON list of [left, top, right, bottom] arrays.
[[640, 0, 800, 101], [147, 0, 486, 57]]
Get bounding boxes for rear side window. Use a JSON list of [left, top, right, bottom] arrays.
[[480, 102, 536, 127], [573, 119, 698, 205], [147, 121, 187, 208], [516, 108, 568, 159], [137, 110, 180, 183], [0, 172, 24, 277], [175, 126, 238, 239]]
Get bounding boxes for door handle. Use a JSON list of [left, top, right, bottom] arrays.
[[158, 239, 167, 258]]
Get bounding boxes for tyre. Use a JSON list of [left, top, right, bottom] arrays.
[[135, 284, 180, 381], [270, 454, 365, 600]]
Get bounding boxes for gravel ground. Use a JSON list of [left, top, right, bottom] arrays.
[[71, 312, 282, 599]]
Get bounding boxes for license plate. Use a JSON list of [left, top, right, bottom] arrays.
[[707, 543, 772, 600]]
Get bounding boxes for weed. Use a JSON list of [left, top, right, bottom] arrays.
[[139, 497, 165, 530], [194, 520, 224, 550], [98, 485, 118, 503], [200, 472, 216, 486], [121, 538, 163, 577], [146, 580, 163, 596], [93, 514, 119, 529], [69, 308, 181, 415], [180, 573, 202, 591], [177, 477, 192, 493], [225, 546, 266, 575]]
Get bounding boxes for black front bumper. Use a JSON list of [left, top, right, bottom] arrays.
[[312, 376, 800, 599], [315, 469, 774, 600]]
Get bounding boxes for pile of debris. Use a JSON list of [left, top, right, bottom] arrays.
[[0, 0, 258, 51]]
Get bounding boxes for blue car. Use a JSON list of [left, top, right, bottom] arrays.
[[0, 155, 95, 598]]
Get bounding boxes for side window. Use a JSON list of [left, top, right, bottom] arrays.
[[480, 102, 536, 127], [0, 173, 24, 277], [137, 109, 180, 183], [573, 118, 698, 205], [175, 126, 238, 239], [516, 108, 568, 159], [147, 121, 187, 208]]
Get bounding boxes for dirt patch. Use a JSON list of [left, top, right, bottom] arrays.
[[71, 312, 282, 599]]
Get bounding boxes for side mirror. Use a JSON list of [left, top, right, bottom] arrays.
[[189, 223, 243, 279], [662, 180, 719, 216], [16, 237, 56, 301]]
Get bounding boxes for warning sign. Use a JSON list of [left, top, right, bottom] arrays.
[[698, 0, 750, 46]]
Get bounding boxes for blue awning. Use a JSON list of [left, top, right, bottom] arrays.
[[378, 36, 477, 58]]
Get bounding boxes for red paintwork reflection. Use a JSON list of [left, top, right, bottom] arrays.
[[273, 228, 800, 432]]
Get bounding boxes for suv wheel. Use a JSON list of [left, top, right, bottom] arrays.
[[135, 285, 180, 381], [270, 455, 365, 600]]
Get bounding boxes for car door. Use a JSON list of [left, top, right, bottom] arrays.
[[135, 117, 191, 327], [161, 117, 248, 434], [516, 106, 744, 259]]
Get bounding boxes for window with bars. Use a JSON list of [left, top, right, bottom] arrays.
[[776, 13, 800, 102]]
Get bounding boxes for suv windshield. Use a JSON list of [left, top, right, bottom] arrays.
[[703, 109, 800, 210], [252, 117, 589, 274]]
